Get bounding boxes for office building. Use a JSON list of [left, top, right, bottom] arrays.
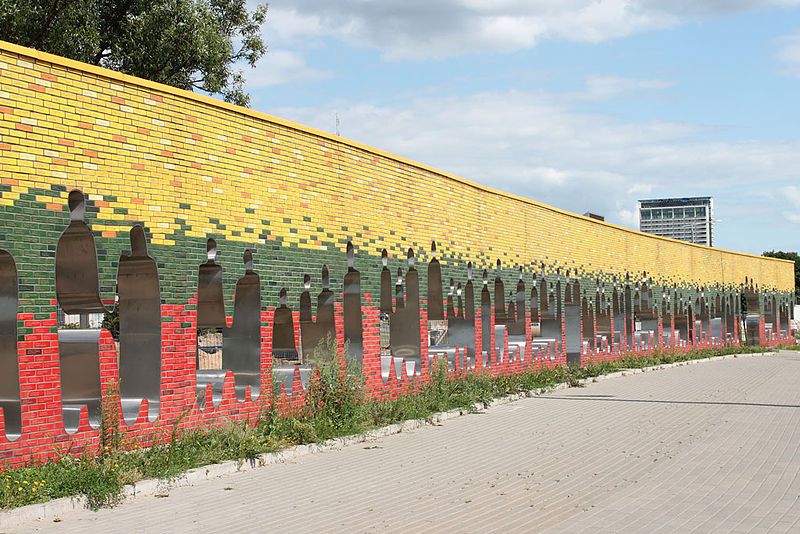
[[639, 197, 713, 246]]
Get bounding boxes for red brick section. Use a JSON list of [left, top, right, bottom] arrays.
[[0, 300, 794, 469]]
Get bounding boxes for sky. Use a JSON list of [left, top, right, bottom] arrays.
[[240, 1, 800, 255]]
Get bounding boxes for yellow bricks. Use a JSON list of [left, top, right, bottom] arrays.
[[0, 40, 794, 291]]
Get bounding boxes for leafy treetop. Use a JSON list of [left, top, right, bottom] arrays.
[[762, 250, 800, 303], [0, 0, 268, 106]]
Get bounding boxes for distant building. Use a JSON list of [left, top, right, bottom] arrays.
[[638, 197, 713, 246], [583, 212, 605, 221]]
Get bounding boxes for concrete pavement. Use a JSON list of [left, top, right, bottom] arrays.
[[14, 350, 800, 533]]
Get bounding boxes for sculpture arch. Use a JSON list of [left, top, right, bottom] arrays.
[[55, 190, 108, 434], [0, 250, 21, 441], [117, 225, 161, 423]]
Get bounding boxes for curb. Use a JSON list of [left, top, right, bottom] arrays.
[[0, 350, 779, 528]]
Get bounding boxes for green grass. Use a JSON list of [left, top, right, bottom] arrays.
[[2, 342, 798, 511]]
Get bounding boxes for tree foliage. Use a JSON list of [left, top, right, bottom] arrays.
[[0, 0, 268, 106], [762, 250, 800, 303]]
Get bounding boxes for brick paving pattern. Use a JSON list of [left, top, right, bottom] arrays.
[[16, 351, 800, 533]]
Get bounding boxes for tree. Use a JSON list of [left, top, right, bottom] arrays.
[[762, 251, 800, 303], [0, 0, 268, 106]]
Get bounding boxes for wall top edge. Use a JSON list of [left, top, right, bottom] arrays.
[[0, 39, 792, 269]]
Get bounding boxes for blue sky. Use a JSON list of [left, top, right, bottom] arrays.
[[240, 1, 800, 255]]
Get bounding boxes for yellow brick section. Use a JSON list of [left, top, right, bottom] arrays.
[[0, 40, 794, 291]]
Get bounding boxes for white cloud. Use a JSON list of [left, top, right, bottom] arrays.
[[617, 208, 638, 226], [581, 75, 673, 100], [244, 49, 333, 88], [628, 183, 654, 195], [272, 86, 800, 250], [777, 32, 800, 76], [276, 0, 800, 60], [262, 7, 325, 43], [783, 185, 800, 224]]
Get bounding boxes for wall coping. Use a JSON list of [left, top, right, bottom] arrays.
[[0, 39, 793, 270]]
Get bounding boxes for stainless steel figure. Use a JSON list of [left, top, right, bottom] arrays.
[[195, 238, 228, 408], [724, 293, 736, 340], [299, 274, 318, 360], [300, 265, 336, 364], [623, 283, 633, 350], [272, 288, 298, 359], [530, 279, 541, 338], [55, 190, 106, 434], [300, 274, 312, 323], [507, 269, 526, 337], [464, 262, 475, 322], [380, 250, 392, 314], [196, 239, 226, 329], [493, 260, 506, 325], [448, 281, 475, 364], [446, 279, 455, 319], [744, 281, 761, 346], [58, 329, 102, 433], [427, 242, 444, 322], [343, 242, 363, 364], [0, 250, 22, 441], [582, 295, 595, 351], [117, 225, 161, 424], [539, 278, 561, 355], [55, 191, 107, 314], [594, 285, 608, 344], [661, 293, 674, 344], [564, 281, 581, 365], [316, 265, 336, 346], [221, 250, 262, 402], [481, 270, 492, 362], [389, 250, 421, 370]]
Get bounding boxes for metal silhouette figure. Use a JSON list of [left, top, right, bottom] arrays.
[[540, 277, 550, 318], [743, 280, 761, 345], [380, 249, 392, 314], [493, 260, 506, 325], [0, 250, 21, 441], [300, 274, 312, 324], [446, 278, 455, 319], [55, 190, 108, 434], [564, 279, 582, 365], [300, 266, 336, 363], [117, 225, 161, 423], [343, 242, 363, 363], [317, 265, 336, 342], [395, 268, 405, 310], [446, 275, 475, 362], [299, 273, 318, 361], [530, 277, 541, 338], [221, 250, 262, 402], [196, 239, 226, 329], [508, 268, 526, 336], [538, 277, 560, 351], [427, 242, 444, 322], [456, 282, 464, 319], [389, 249, 421, 369], [464, 262, 475, 322], [481, 269, 492, 361], [273, 288, 298, 359], [582, 294, 595, 350]]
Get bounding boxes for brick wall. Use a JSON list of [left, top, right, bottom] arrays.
[[0, 40, 795, 467]]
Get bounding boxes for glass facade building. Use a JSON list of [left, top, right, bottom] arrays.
[[638, 197, 713, 246]]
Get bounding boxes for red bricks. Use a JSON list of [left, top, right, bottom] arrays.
[[0, 298, 777, 470]]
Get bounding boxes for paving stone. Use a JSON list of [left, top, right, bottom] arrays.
[[14, 351, 800, 533]]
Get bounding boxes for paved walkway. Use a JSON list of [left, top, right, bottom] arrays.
[[15, 350, 800, 533]]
